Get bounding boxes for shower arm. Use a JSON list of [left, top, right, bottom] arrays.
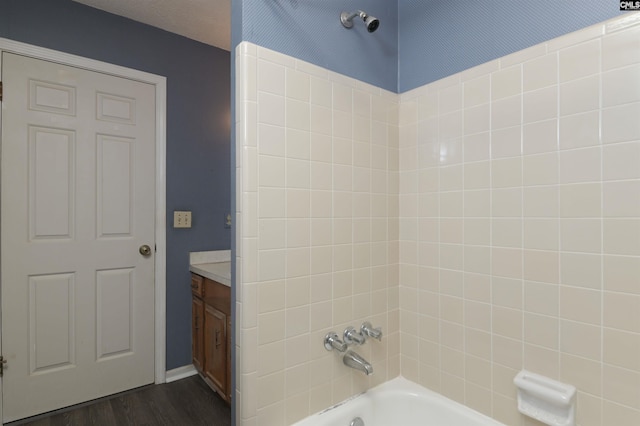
[[340, 10, 365, 28]]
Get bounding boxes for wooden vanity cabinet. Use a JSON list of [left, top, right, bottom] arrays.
[[191, 273, 231, 403], [191, 296, 204, 372]]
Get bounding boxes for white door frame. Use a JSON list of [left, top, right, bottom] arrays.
[[0, 38, 167, 420]]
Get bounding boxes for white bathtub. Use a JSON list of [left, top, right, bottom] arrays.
[[293, 377, 505, 426]]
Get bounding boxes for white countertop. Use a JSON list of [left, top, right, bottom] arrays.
[[189, 249, 230, 264], [190, 262, 231, 287]]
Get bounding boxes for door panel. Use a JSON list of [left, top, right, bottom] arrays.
[[29, 126, 75, 239], [29, 273, 76, 373], [29, 79, 76, 115], [97, 134, 134, 236], [1, 52, 156, 422], [96, 268, 134, 359]]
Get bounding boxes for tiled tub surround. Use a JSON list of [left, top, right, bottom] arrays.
[[235, 43, 400, 425], [235, 14, 640, 426], [398, 17, 640, 426]]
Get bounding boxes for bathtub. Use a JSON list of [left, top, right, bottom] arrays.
[[293, 377, 505, 426]]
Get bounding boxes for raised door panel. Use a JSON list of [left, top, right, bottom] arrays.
[[96, 92, 136, 124], [97, 135, 133, 237], [204, 305, 226, 398], [29, 273, 76, 374], [192, 297, 204, 372], [29, 80, 76, 116], [96, 269, 134, 359], [29, 126, 75, 240]]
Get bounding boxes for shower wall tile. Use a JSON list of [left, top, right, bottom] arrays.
[[523, 53, 558, 91], [523, 119, 557, 155], [237, 15, 640, 426], [560, 111, 599, 150], [236, 42, 398, 426], [603, 102, 640, 144], [602, 24, 640, 70], [398, 16, 640, 426], [491, 65, 522, 100], [603, 64, 640, 107], [559, 39, 601, 82]]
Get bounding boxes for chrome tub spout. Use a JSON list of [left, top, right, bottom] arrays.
[[343, 350, 373, 375]]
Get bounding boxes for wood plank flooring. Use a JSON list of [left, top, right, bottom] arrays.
[[9, 375, 231, 426]]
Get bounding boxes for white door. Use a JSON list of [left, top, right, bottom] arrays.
[[1, 52, 156, 422]]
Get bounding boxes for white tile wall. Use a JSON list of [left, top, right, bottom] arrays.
[[398, 15, 640, 426], [236, 42, 399, 426], [236, 14, 640, 426]]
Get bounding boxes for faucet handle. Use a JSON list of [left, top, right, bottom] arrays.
[[344, 326, 366, 345], [361, 321, 382, 341], [324, 332, 347, 352]]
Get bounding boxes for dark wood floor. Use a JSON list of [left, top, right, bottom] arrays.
[[9, 375, 231, 426]]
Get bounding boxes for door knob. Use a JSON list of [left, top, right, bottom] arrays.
[[139, 244, 152, 256]]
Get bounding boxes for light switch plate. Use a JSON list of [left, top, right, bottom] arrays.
[[174, 211, 192, 228]]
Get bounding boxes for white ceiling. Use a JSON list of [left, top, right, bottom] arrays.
[[72, 0, 231, 51]]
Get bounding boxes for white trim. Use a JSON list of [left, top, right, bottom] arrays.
[[0, 39, 166, 85], [165, 365, 198, 383], [0, 38, 168, 421], [0, 48, 3, 424]]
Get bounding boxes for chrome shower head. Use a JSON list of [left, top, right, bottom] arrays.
[[341, 10, 380, 33], [363, 14, 380, 33]]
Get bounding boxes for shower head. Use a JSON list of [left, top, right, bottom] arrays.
[[341, 10, 380, 33], [363, 14, 380, 33]]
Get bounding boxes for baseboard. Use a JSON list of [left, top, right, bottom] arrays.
[[165, 364, 198, 383]]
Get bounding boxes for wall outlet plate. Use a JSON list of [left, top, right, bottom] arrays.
[[174, 211, 192, 228]]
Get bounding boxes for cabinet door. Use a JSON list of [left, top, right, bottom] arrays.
[[204, 305, 226, 396], [192, 297, 204, 372]]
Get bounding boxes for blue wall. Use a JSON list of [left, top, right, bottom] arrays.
[[399, 0, 624, 92], [233, 0, 399, 92], [233, 0, 624, 93], [0, 0, 231, 370]]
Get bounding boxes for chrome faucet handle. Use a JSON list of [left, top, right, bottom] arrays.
[[344, 326, 366, 345], [324, 332, 347, 352], [361, 321, 382, 341]]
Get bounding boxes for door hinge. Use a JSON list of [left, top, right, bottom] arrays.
[[0, 355, 7, 376], [0, 81, 3, 102]]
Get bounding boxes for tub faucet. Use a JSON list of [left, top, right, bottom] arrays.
[[324, 332, 347, 352], [361, 321, 382, 341], [343, 350, 373, 375], [344, 326, 366, 345]]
